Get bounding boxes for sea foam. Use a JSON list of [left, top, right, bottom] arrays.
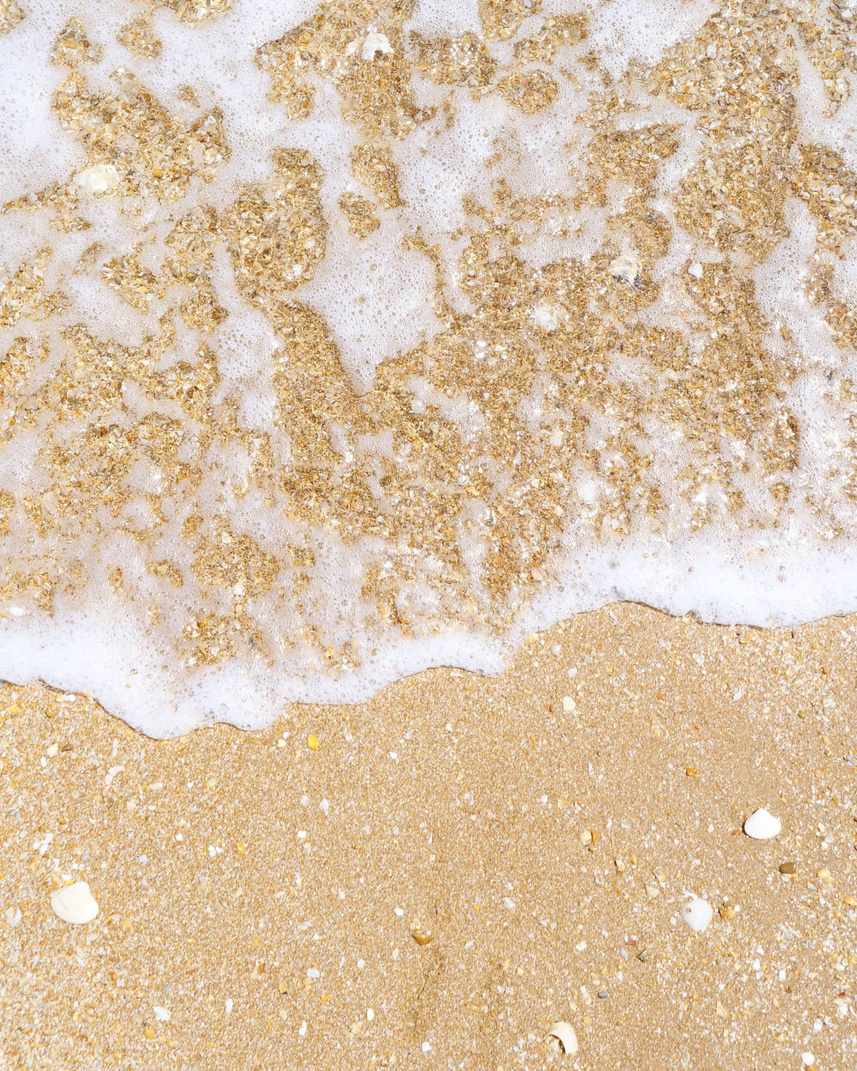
[[1, 0, 857, 735]]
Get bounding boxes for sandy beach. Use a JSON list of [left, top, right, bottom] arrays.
[[3, 603, 856, 1068], [2, 0, 857, 1066]]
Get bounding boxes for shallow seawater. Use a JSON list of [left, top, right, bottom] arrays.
[[0, 0, 856, 735]]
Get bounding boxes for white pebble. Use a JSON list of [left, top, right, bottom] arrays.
[[502, 896, 516, 911], [50, 882, 99, 925], [73, 162, 120, 194], [307, 967, 320, 979], [421, 1041, 432, 1053], [688, 262, 703, 278], [153, 1006, 170, 1022], [744, 808, 782, 840], [362, 32, 393, 61], [801, 1053, 816, 1067], [680, 895, 713, 932], [608, 251, 642, 287]]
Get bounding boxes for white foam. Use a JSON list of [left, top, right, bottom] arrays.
[[587, 0, 718, 79], [2, 0, 857, 737]]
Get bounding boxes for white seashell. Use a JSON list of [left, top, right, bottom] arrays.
[[73, 163, 120, 195], [743, 808, 781, 840], [50, 881, 99, 924], [608, 251, 642, 287], [547, 1021, 579, 1055], [532, 304, 559, 331], [153, 1006, 171, 1022], [681, 895, 713, 932], [361, 33, 393, 61]]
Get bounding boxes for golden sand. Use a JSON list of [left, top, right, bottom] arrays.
[[3, 604, 856, 1068]]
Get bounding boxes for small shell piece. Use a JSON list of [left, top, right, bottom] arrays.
[[532, 304, 559, 331], [681, 895, 713, 932], [73, 163, 120, 195], [744, 808, 782, 840], [50, 881, 99, 925], [547, 1021, 579, 1055], [361, 32, 393, 61], [608, 251, 642, 287]]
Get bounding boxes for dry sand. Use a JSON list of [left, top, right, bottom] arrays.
[[2, 602, 856, 1069]]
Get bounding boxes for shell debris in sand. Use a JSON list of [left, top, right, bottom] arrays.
[[73, 163, 120, 194], [50, 882, 99, 925], [532, 304, 559, 331], [361, 32, 393, 61], [547, 1021, 579, 1055], [744, 808, 782, 840], [681, 895, 713, 932], [608, 251, 642, 287]]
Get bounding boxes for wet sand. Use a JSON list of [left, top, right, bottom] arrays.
[[3, 602, 856, 1069]]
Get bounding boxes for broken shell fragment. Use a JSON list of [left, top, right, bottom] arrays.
[[743, 808, 781, 840], [362, 32, 393, 61], [50, 881, 99, 925], [680, 894, 713, 932], [411, 928, 432, 946], [608, 251, 642, 287], [73, 163, 120, 195], [532, 304, 559, 331], [547, 1021, 579, 1055]]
